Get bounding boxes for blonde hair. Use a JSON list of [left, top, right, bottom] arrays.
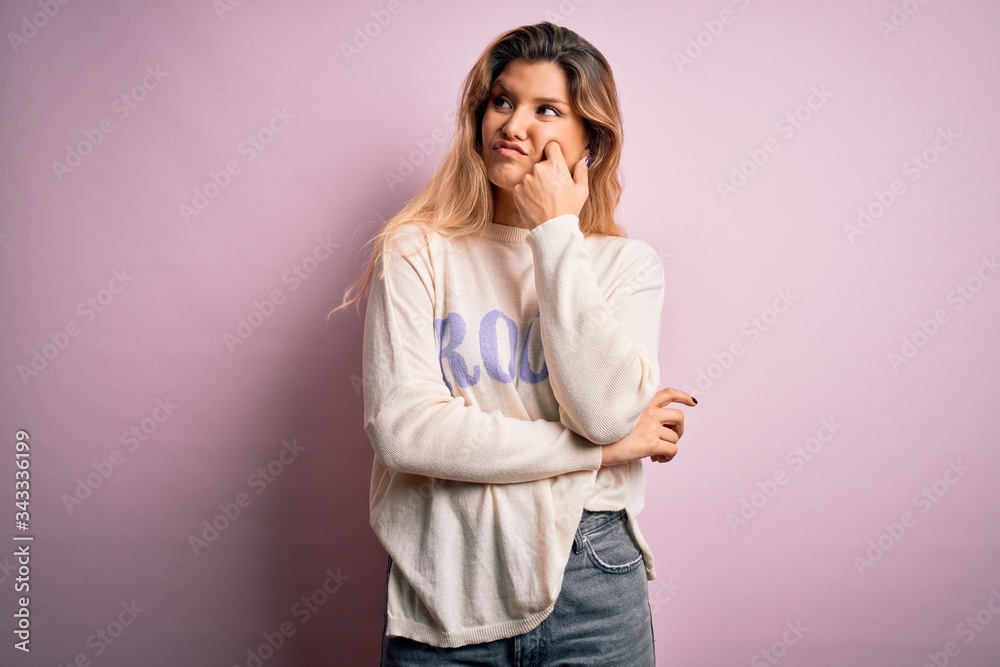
[[327, 21, 627, 319]]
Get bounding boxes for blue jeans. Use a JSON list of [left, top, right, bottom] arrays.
[[380, 509, 656, 666]]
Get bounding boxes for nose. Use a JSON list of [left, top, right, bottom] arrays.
[[502, 108, 531, 140]]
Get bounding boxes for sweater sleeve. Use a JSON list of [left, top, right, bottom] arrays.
[[361, 225, 603, 484], [526, 214, 664, 445]]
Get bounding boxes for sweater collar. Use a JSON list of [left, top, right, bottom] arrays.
[[482, 221, 530, 244]]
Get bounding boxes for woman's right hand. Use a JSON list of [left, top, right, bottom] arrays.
[[600, 387, 697, 467]]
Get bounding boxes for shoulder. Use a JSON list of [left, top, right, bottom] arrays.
[[383, 222, 437, 256], [373, 222, 454, 297], [620, 236, 661, 265], [377, 222, 455, 273], [588, 233, 663, 277]]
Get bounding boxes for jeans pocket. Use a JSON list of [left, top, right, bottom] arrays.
[[580, 512, 644, 574]]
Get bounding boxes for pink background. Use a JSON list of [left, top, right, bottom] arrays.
[[2, 0, 999, 665]]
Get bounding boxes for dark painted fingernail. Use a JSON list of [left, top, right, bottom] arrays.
[[585, 155, 593, 167], [692, 396, 698, 404]]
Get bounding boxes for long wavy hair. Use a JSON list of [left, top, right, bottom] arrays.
[[327, 21, 627, 319]]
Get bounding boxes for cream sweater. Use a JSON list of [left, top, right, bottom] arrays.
[[362, 213, 664, 648]]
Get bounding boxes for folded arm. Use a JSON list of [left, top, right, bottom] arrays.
[[526, 214, 665, 445]]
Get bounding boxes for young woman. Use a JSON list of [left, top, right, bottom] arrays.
[[329, 21, 696, 666]]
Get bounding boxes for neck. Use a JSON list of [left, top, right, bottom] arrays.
[[491, 187, 526, 228]]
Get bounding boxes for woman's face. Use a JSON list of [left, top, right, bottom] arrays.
[[480, 58, 590, 193]]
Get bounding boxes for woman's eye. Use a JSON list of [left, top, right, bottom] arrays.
[[491, 96, 559, 117]]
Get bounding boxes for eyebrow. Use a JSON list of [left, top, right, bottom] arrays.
[[492, 79, 568, 106]]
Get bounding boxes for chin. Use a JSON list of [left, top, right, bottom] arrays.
[[486, 164, 525, 189], [489, 178, 522, 195]]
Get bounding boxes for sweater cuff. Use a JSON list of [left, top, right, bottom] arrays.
[[576, 433, 605, 470], [529, 213, 581, 243]]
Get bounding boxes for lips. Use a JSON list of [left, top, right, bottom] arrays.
[[493, 139, 526, 155]]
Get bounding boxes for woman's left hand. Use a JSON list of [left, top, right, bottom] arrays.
[[512, 141, 590, 229]]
